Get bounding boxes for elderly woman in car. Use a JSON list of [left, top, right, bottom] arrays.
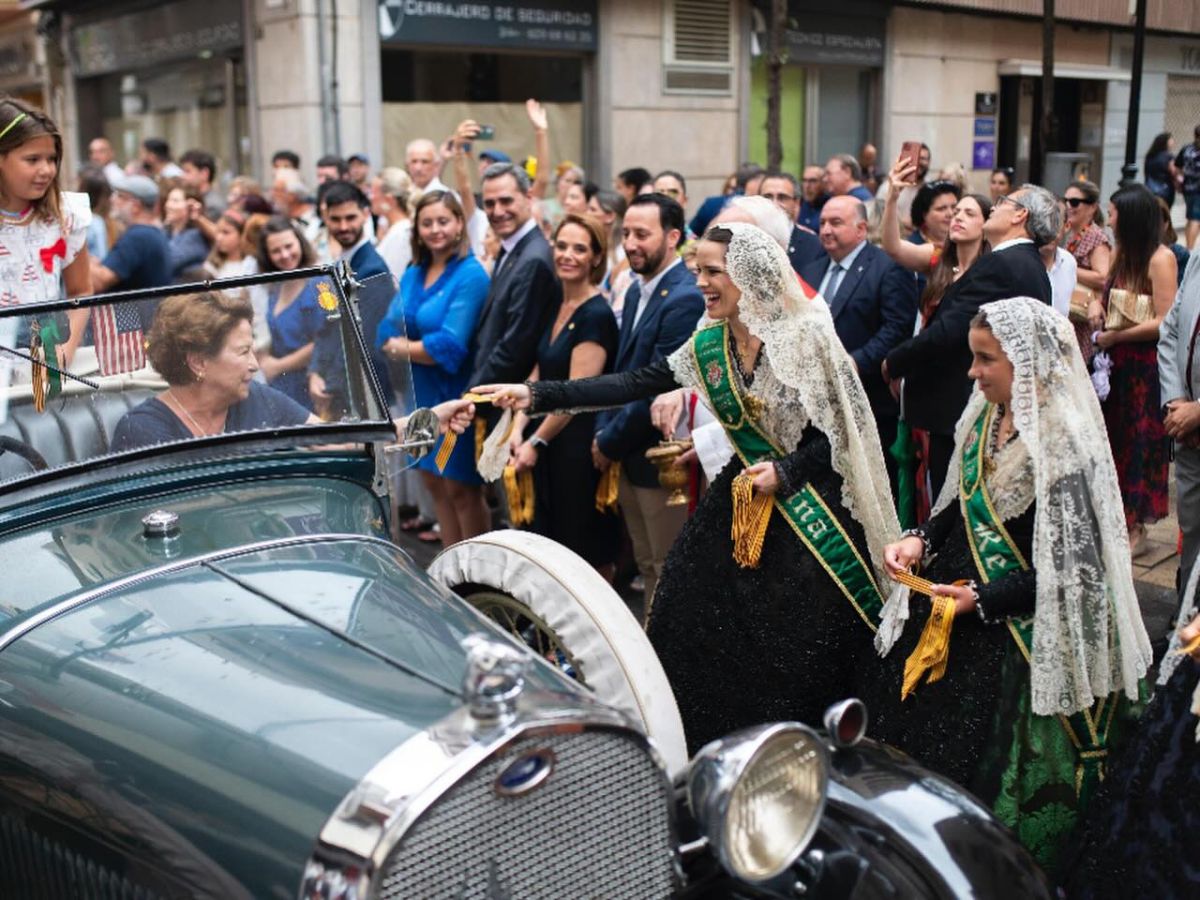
[[112, 291, 471, 451]]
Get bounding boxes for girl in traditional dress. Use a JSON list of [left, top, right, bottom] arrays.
[[867, 297, 1152, 877], [474, 223, 899, 751], [1066, 577, 1200, 899]]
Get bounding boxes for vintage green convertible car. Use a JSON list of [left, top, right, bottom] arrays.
[[0, 268, 1053, 898]]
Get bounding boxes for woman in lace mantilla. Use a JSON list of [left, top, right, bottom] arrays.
[[474, 223, 899, 752], [1064, 563, 1200, 898], [865, 297, 1152, 879]]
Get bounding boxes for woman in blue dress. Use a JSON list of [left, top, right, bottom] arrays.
[[378, 190, 490, 546], [257, 217, 325, 410]]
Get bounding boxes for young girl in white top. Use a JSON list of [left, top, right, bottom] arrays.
[[0, 97, 92, 367]]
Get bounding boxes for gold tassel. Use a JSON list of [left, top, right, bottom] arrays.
[[900, 594, 956, 700], [595, 463, 622, 513], [503, 465, 535, 526], [730, 470, 773, 568], [474, 415, 487, 462]]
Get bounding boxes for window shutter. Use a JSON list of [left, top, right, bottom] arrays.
[[664, 0, 734, 95]]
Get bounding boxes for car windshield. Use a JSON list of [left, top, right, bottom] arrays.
[[0, 265, 411, 486]]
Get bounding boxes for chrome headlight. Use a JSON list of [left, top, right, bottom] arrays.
[[687, 722, 828, 883]]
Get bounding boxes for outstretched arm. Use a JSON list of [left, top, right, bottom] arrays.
[[473, 357, 680, 415]]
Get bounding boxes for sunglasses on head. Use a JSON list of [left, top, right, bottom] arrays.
[[1062, 197, 1093, 208]]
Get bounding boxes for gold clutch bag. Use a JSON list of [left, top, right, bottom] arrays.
[[1104, 288, 1154, 331], [1069, 286, 1094, 325]]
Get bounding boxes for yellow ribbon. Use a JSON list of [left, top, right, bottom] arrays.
[[730, 470, 773, 569], [502, 465, 535, 526], [901, 594, 957, 700], [595, 462, 621, 513], [433, 394, 494, 473]]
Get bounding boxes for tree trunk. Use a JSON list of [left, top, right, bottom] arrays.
[[765, 0, 786, 169]]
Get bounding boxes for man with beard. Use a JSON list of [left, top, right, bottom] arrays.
[[598, 193, 704, 603], [470, 163, 557, 388], [307, 181, 391, 417]]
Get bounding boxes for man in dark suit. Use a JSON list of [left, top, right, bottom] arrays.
[[307, 181, 393, 417], [801, 195, 918, 493], [759, 171, 824, 273], [883, 183, 1058, 495], [599, 193, 704, 602], [469, 163, 557, 387]]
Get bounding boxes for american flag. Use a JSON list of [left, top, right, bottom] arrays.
[[92, 302, 145, 376]]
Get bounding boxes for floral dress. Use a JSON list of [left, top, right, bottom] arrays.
[[0, 192, 91, 413], [1065, 224, 1111, 366], [1101, 278, 1169, 528]]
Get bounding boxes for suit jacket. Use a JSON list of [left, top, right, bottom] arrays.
[[470, 226, 556, 386], [1159, 251, 1200, 404], [787, 226, 825, 274], [801, 242, 917, 416], [885, 241, 1052, 434], [597, 261, 705, 487], [312, 241, 394, 402]]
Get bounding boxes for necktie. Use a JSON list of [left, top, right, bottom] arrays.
[[825, 263, 844, 303], [493, 246, 508, 276]]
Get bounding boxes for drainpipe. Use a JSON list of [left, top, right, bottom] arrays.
[[1121, 0, 1147, 185]]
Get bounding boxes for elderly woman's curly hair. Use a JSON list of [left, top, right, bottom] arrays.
[[147, 292, 254, 386]]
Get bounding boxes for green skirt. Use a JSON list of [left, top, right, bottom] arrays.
[[974, 642, 1146, 878]]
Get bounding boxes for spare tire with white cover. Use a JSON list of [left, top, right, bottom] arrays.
[[429, 529, 689, 776]]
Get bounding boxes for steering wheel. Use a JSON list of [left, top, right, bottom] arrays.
[[0, 435, 49, 472]]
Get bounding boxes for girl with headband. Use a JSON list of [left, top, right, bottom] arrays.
[[0, 97, 93, 366]]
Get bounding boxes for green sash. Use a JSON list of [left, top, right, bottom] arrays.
[[692, 322, 883, 630], [960, 403, 1117, 799]]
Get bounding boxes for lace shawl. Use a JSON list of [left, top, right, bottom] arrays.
[[878, 297, 1152, 717], [1160, 552, 1200, 740], [669, 223, 899, 588]]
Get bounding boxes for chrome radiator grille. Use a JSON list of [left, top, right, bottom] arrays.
[[376, 728, 675, 899]]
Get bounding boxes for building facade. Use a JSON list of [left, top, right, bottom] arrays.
[[24, 0, 1200, 218]]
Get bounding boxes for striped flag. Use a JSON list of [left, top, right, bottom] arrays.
[[92, 302, 145, 376]]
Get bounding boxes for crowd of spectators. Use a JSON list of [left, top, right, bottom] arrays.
[[67, 109, 1199, 589]]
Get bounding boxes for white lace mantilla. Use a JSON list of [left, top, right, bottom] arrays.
[[669, 224, 899, 589], [880, 297, 1151, 718]]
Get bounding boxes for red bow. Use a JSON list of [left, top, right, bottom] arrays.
[[40, 238, 66, 273]]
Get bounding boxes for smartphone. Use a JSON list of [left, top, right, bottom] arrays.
[[476, 125, 496, 141], [900, 141, 922, 176]]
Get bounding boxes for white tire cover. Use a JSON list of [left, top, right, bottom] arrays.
[[429, 529, 689, 776]]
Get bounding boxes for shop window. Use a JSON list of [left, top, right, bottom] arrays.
[[663, 0, 734, 95]]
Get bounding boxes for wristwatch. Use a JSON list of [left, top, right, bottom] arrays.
[[529, 435, 549, 451]]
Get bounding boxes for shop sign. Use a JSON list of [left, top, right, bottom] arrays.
[[379, 0, 598, 52], [779, 15, 884, 67], [71, 0, 242, 78], [974, 117, 996, 138]]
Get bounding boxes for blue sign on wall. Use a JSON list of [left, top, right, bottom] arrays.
[[972, 141, 996, 170], [974, 117, 996, 138]]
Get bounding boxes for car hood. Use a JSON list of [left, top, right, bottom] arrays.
[[0, 536, 571, 898]]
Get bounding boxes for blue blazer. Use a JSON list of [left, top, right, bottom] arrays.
[[596, 261, 704, 488], [312, 241, 395, 404], [800, 242, 918, 414], [787, 226, 825, 273]]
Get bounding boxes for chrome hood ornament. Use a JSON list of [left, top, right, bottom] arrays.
[[461, 634, 529, 726]]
